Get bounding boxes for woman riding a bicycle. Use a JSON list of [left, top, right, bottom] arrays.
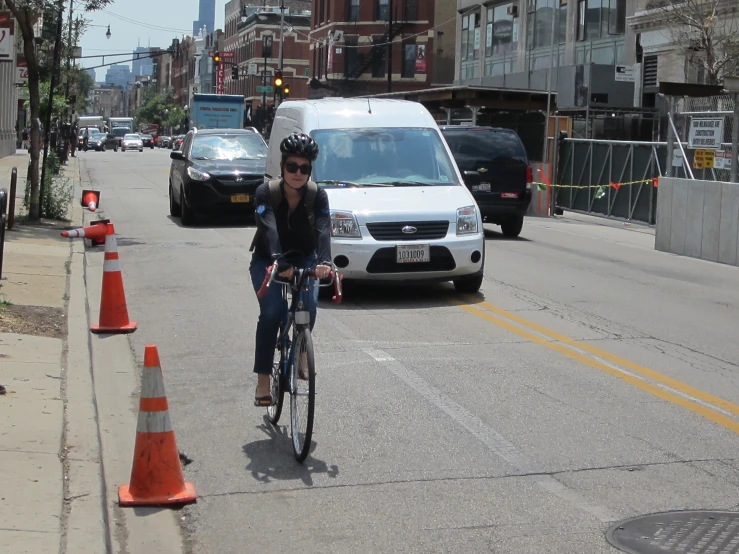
[[250, 133, 332, 406]]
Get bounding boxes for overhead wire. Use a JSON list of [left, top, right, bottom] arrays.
[[101, 9, 192, 33]]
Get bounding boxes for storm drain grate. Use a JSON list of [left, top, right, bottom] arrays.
[[606, 511, 739, 554]]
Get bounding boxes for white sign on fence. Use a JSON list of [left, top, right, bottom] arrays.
[[614, 65, 635, 82], [688, 118, 724, 150], [671, 149, 683, 168], [247, 63, 258, 76]]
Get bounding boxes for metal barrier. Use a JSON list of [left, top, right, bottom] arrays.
[[555, 139, 664, 224], [8, 167, 16, 230], [0, 188, 7, 280]]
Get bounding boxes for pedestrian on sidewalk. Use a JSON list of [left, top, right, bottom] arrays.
[[21, 127, 29, 150]]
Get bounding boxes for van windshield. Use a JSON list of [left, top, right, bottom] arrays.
[[310, 128, 459, 187]]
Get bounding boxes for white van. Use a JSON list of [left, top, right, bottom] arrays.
[[266, 98, 485, 293]]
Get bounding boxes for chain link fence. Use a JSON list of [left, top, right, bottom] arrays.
[[673, 94, 735, 182]]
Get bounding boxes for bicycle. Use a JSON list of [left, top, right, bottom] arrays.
[[257, 257, 343, 462]]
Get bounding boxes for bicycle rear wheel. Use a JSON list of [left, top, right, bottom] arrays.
[[290, 328, 315, 462], [266, 343, 285, 425]]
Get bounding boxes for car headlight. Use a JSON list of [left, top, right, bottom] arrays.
[[456, 205, 479, 235], [330, 211, 361, 238], [187, 167, 210, 181]]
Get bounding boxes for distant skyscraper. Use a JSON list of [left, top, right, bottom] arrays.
[[86, 68, 97, 82], [132, 46, 154, 78], [192, 0, 215, 36], [105, 65, 132, 89]]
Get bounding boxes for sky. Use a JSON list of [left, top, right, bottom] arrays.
[[79, 0, 228, 81]]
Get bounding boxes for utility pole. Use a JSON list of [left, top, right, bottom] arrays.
[[277, 0, 285, 106], [62, 0, 74, 158], [387, 0, 393, 93], [40, 0, 65, 217]]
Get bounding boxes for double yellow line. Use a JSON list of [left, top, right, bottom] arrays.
[[456, 297, 739, 435]]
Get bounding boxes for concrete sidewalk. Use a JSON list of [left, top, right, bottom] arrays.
[[0, 153, 106, 554]]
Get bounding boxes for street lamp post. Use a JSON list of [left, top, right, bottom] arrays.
[[724, 76, 739, 184]]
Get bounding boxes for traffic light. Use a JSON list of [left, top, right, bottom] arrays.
[[273, 70, 283, 88], [232, 66, 239, 80], [282, 84, 290, 97], [213, 51, 221, 63]]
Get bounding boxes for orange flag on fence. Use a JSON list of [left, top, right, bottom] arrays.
[[653, 177, 659, 187], [610, 182, 621, 190]]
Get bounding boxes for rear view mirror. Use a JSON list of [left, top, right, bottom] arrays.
[[463, 170, 481, 187]]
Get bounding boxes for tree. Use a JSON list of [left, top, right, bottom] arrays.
[[4, 0, 113, 221], [134, 90, 184, 134], [647, 0, 739, 85]]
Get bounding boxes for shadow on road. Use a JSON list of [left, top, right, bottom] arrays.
[[319, 282, 487, 312], [242, 419, 339, 486], [483, 227, 532, 242], [166, 214, 256, 229]]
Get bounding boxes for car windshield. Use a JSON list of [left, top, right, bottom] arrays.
[[311, 128, 459, 186], [190, 133, 267, 160], [124, 134, 140, 140], [142, 135, 152, 139], [112, 128, 130, 137]]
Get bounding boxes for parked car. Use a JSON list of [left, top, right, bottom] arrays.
[[139, 134, 155, 148], [172, 135, 185, 150], [440, 126, 532, 238], [85, 132, 118, 152], [169, 128, 268, 226], [158, 136, 171, 148], [121, 133, 144, 152], [265, 98, 485, 293]]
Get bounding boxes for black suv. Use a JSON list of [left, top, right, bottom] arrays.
[[168, 128, 268, 226], [441, 126, 532, 237]]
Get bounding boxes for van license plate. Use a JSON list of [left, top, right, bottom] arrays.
[[501, 192, 519, 199], [231, 194, 250, 203], [472, 183, 491, 192], [397, 245, 430, 263]]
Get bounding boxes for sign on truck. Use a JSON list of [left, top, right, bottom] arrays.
[[191, 93, 245, 130]]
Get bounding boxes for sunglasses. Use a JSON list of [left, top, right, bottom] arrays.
[[284, 162, 312, 175]]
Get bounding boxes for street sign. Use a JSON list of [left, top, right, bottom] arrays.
[[671, 149, 683, 168], [688, 118, 724, 150], [247, 63, 258, 76], [614, 65, 635, 82], [257, 85, 273, 93], [693, 149, 715, 169]]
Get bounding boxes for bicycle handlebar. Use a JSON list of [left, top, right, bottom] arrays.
[[257, 264, 343, 304]]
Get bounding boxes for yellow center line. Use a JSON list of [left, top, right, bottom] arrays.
[[454, 300, 739, 436], [468, 297, 739, 417]]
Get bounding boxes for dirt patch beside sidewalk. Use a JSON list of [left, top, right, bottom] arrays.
[[0, 304, 67, 339]]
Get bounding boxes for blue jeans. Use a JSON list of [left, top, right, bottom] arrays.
[[249, 254, 319, 375]]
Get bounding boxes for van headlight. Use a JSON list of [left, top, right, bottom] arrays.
[[330, 211, 361, 238], [456, 206, 479, 235]]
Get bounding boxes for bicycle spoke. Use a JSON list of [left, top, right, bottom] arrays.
[[290, 328, 315, 462]]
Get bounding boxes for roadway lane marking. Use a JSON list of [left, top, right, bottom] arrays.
[[362, 347, 617, 523], [454, 300, 739, 436]]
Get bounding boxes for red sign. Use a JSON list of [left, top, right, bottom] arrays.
[[222, 51, 235, 59], [415, 44, 426, 73], [216, 62, 225, 94]]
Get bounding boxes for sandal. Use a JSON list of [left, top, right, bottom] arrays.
[[254, 394, 274, 407]]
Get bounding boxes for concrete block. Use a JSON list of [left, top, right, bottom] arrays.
[[669, 178, 689, 255], [654, 176, 674, 252], [718, 183, 739, 266], [684, 179, 705, 258], [0, 395, 63, 454], [701, 180, 723, 262], [0, 530, 60, 554]]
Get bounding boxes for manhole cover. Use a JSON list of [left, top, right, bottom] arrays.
[[606, 511, 739, 554]]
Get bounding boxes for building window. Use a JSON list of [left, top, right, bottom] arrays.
[[404, 0, 418, 21], [577, 0, 624, 40], [559, 0, 568, 44], [486, 4, 519, 57], [402, 42, 416, 78], [527, 0, 556, 50], [320, 0, 326, 23], [344, 38, 359, 77], [372, 38, 386, 77], [348, 0, 360, 22], [461, 12, 480, 61], [377, 0, 390, 21], [608, 0, 626, 35]]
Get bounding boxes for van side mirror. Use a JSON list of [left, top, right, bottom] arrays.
[[170, 151, 185, 161], [463, 170, 481, 187]]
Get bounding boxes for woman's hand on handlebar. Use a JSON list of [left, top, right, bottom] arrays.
[[278, 266, 294, 280], [314, 264, 332, 279]]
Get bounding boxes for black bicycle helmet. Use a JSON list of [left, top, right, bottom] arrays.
[[280, 133, 319, 162]]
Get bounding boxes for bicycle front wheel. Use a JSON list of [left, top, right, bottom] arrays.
[[290, 327, 315, 462]]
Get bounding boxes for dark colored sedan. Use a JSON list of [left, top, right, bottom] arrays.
[[139, 134, 155, 148], [168, 129, 267, 226], [85, 132, 118, 152]]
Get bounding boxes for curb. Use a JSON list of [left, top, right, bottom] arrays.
[[63, 156, 109, 554]]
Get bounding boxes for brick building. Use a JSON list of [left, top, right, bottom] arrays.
[[308, 0, 455, 97], [222, 2, 312, 107]]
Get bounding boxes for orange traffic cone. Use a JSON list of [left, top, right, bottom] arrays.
[[81, 189, 100, 212], [61, 223, 108, 242], [118, 345, 196, 507], [90, 223, 137, 334]]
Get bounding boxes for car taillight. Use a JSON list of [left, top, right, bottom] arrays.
[[527, 166, 533, 184]]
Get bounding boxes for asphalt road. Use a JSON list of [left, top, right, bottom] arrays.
[[80, 148, 739, 554]]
